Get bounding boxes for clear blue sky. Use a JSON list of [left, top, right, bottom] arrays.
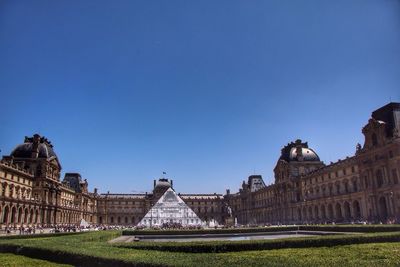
[[1, 1, 399, 194]]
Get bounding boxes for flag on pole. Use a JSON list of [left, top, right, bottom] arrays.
[[163, 171, 166, 175]]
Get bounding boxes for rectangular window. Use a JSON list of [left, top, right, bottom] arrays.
[[353, 181, 358, 192]]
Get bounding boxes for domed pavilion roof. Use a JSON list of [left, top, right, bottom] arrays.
[[279, 139, 320, 162], [10, 134, 58, 160]]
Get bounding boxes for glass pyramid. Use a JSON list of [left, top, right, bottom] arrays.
[[138, 188, 204, 227]]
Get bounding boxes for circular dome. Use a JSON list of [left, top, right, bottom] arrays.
[[155, 179, 171, 189], [279, 139, 320, 162], [10, 134, 57, 159], [289, 147, 319, 161]]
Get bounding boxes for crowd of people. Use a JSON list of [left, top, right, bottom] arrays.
[[0, 224, 125, 235], [135, 222, 204, 230]]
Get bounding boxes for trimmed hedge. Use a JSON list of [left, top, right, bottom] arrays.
[[122, 225, 400, 236], [0, 244, 160, 267], [115, 232, 400, 253], [299, 225, 400, 233], [0, 231, 160, 267], [122, 226, 299, 236]]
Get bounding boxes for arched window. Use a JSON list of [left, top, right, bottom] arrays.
[[344, 181, 349, 193], [365, 176, 369, 188], [376, 170, 384, 188], [353, 180, 358, 192], [2, 206, 9, 223]]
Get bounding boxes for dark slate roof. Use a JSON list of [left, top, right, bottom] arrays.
[[371, 102, 400, 138], [63, 173, 83, 193]]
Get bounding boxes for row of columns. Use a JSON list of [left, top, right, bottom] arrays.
[[0, 204, 40, 227]]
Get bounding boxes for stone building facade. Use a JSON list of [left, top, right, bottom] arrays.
[[0, 135, 98, 229], [227, 102, 400, 225], [1, 102, 399, 228]]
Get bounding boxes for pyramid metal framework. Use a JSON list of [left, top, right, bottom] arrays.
[[138, 188, 204, 227]]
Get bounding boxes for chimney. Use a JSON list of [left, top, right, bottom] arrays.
[[153, 179, 156, 189], [226, 189, 230, 195], [94, 188, 98, 195], [171, 180, 173, 188]]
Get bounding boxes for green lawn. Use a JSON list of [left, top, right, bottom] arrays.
[[0, 253, 72, 267], [0, 230, 399, 266]]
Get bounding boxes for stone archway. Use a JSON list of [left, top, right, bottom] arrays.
[[320, 204, 326, 220], [35, 209, 39, 224], [378, 196, 388, 221], [314, 206, 319, 220], [335, 203, 342, 221], [353, 201, 361, 219], [308, 207, 313, 220], [24, 208, 29, 224], [29, 209, 34, 224], [2, 206, 10, 224], [10, 206, 17, 224], [327, 204, 334, 220], [343, 201, 351, 221], [17, 207, 23, 224]]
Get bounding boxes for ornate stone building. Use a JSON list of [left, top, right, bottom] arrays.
[[1, 102, 399, 228], [0, 135, 98, 229], [227, 102, 400, 225], [97, 178, 227, 226]]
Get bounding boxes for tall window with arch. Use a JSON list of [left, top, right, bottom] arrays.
[[376, 169, 384, 188]]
